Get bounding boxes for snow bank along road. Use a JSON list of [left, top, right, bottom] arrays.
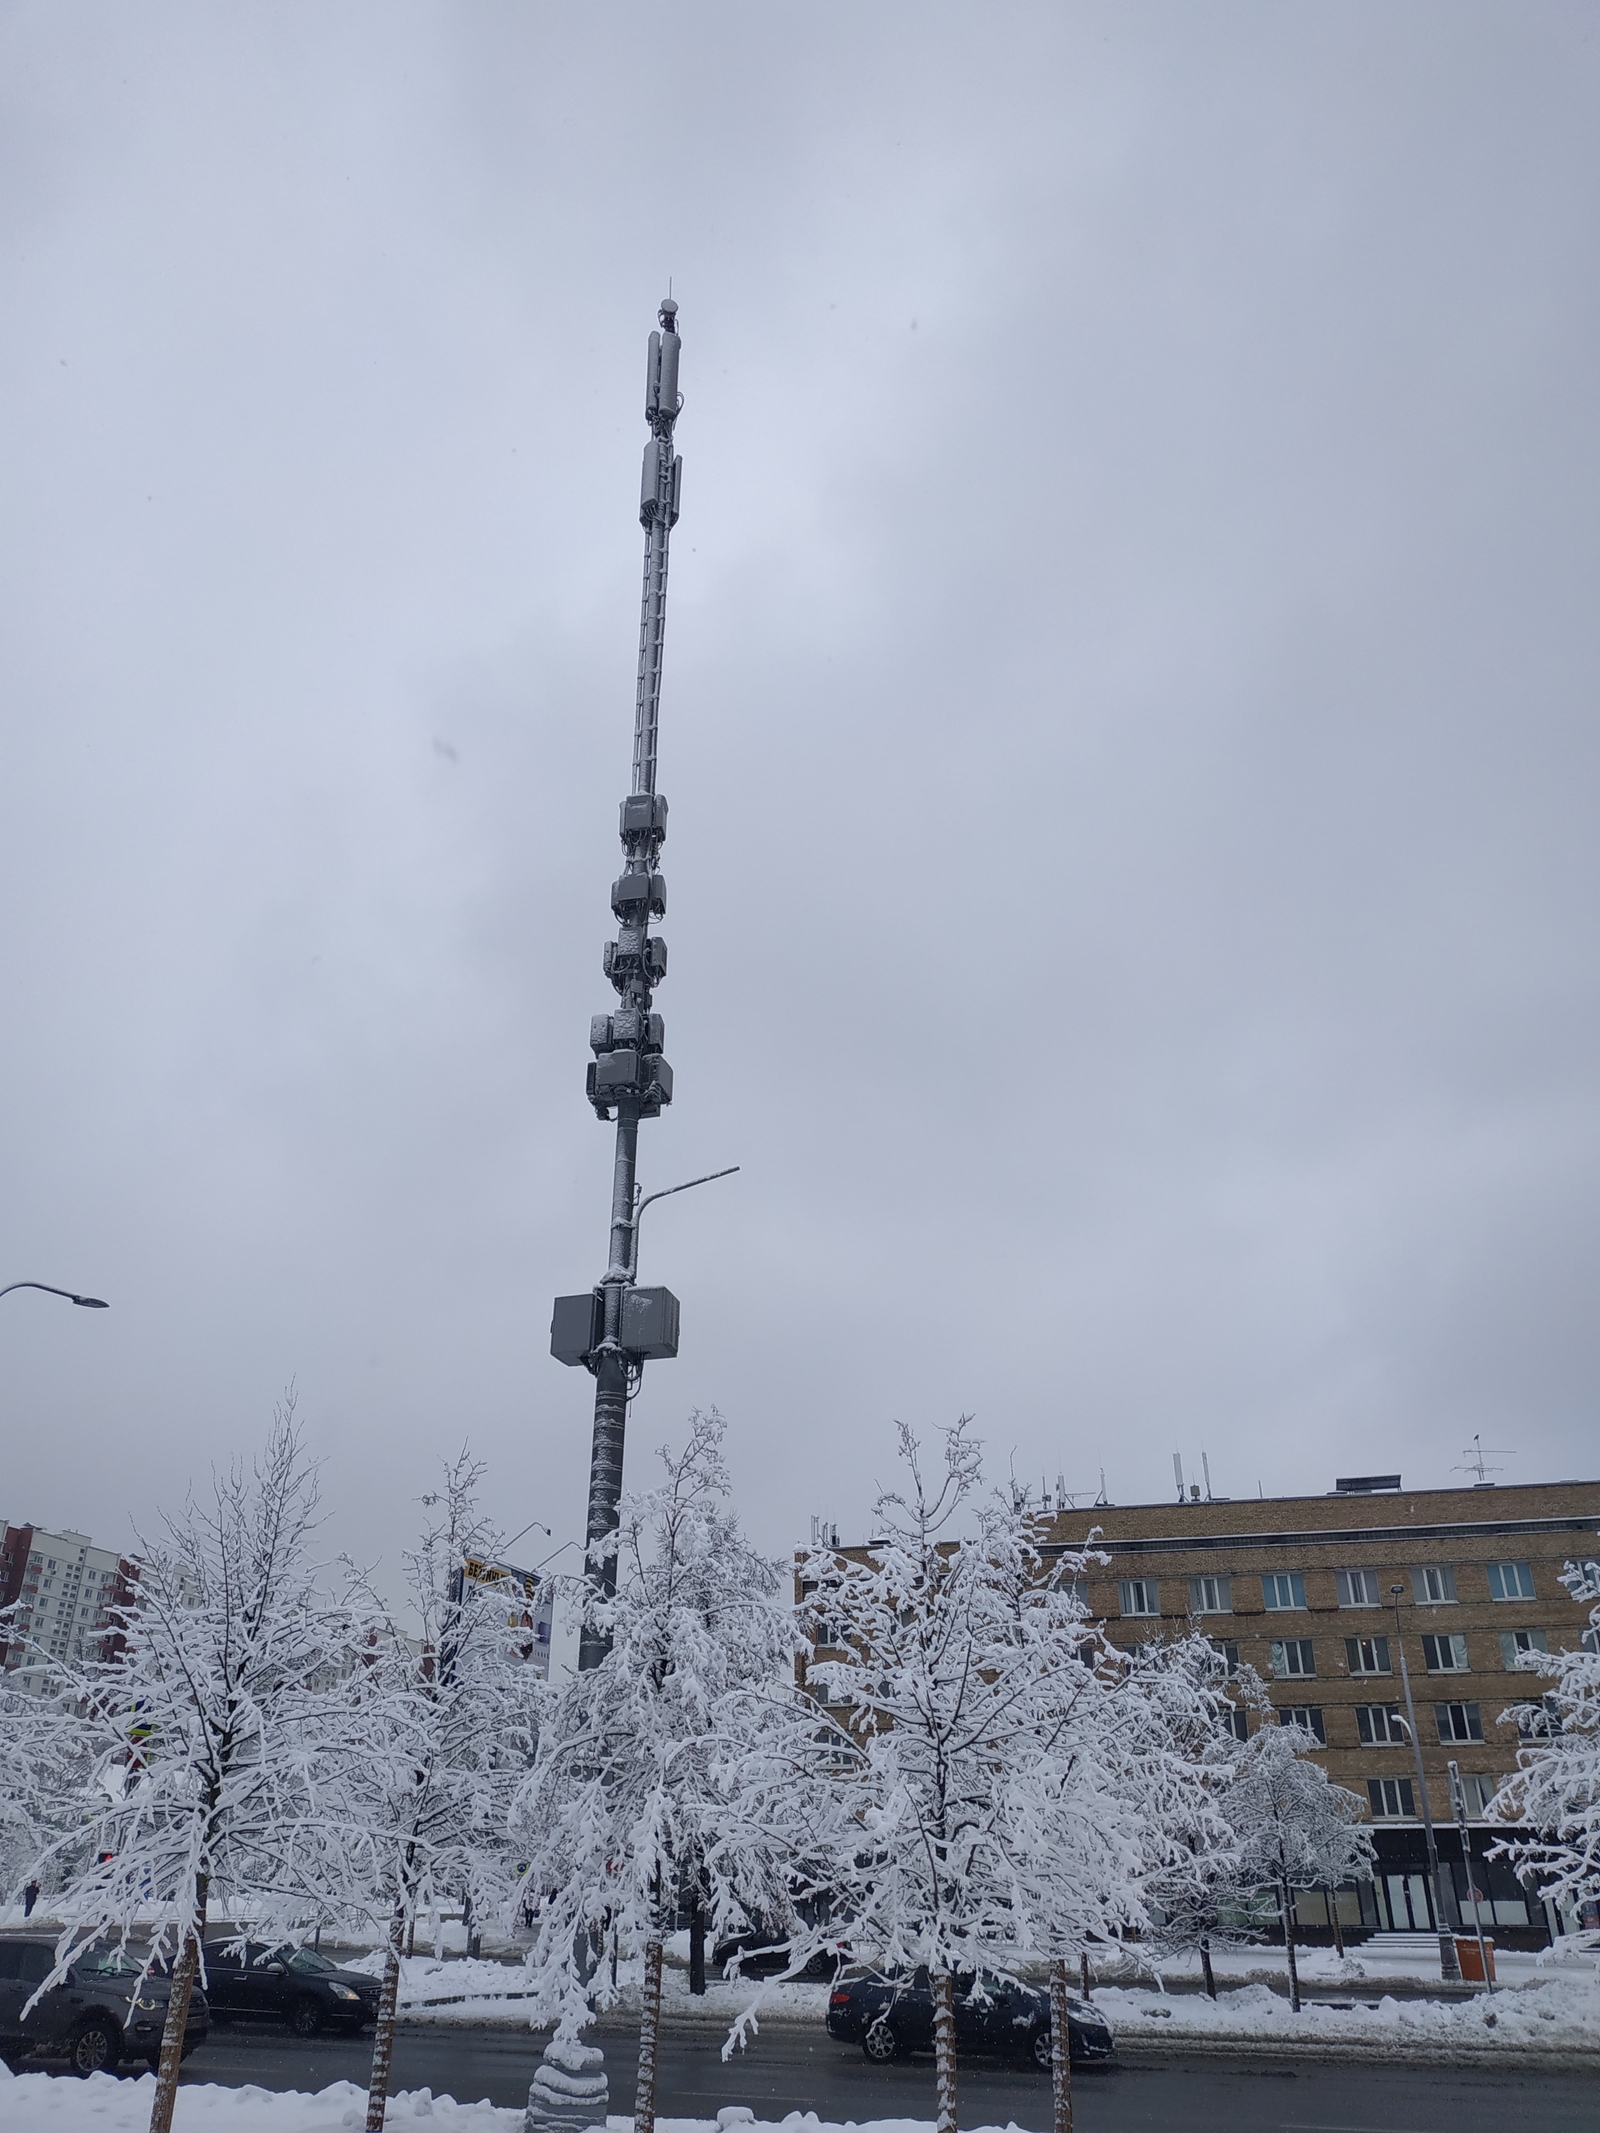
[[33, 2020, 1585, 2132]]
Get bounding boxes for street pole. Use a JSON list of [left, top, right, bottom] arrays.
[[1447, 1760, 1495, 1992], [0, 1281, 108, 1308], [1389, 1585, 1462, 1982]]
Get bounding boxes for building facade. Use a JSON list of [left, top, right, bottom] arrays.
[[1040, 1474, 1600, 1944], [0, 1521, 136, 1693]]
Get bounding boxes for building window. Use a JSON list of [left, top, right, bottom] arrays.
[[1421, 1633, 1470, 1673], [1062, 1577, 1089, 1610], [1410, 1565, 1457, 1605], [1459, 1773, 1500, 1817], [1335, 1568, 1381, 1608], [1262, 1573, 1307, 1611], [1499, 1628, 1547, 1668], [1486, 1561, 1535, 1602], [1277, 1706, 1326, 1744], [1582, 1627, 1599, 1658], [1356, 1703, 1407, 1745], [1208, 1638, 1240, 1678], [1189, 1575, 1232, 1616], [1224, 1705, 1249, 1741], [1516, 1696, 1561, 1741], [1435, 1701, 1484, 1744], [1271, 1638, 1316, 1679], [1118, 1579, 1159, 1618], [1346, 1635, 1391, 1675], [1368, 1776, 1416, 1819]]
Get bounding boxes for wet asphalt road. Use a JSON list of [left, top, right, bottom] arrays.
[[150, 2017, 1600, 2132]]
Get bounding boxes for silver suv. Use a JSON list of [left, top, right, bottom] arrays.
[[0, 1935, 209, 2076]]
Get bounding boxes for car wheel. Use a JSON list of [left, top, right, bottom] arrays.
[[863, 2020, 902, 2063], [288, 1998, 324, 2037], [69, 2017, 120, 2077], [1031, 2026, 1054, 2070]]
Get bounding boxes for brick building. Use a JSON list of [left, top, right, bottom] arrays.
[[1040, 1474, 1600, 1944]]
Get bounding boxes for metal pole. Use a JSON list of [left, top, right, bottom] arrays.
[[573, 300, 684, 1678], [1447, 1760, 1494, 1992], [1390, 1586, 1462, 1982], [0, 1281, 109, 1307]]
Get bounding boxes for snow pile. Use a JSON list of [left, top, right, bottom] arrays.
[[1091, 1970, 1600, 2056], [0, 2070, 520, 2129]]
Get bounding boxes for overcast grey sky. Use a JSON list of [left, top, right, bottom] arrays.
[[2, 4, 1597, 1601]]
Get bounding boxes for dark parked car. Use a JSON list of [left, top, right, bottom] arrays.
[[0, 1935, 209, 2076], [827, 1966, 1114, 2068], [202, 1941, 379, 2036]]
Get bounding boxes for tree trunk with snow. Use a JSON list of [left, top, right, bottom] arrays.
[[1079, 1950, 1091, 2001], [148, 1872, 207, 2133], [931, 1968, 958, 2133], [1199, 1935, 1216, 2000], [1327, 1885, 1345, 1958], [1278, 1879, 1301, 2011], [364, 1901, 407, 2132], [1049, 1957, 1074, 2133], [634, 1934, 665, 2133]]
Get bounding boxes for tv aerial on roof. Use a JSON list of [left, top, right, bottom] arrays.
[[1455, 1434, 1515, 1486]]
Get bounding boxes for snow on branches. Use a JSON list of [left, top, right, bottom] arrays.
[[1491, 1553, 1600, 1942]]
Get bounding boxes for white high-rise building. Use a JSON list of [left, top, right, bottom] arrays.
[[0, 1521, 132, 1695]]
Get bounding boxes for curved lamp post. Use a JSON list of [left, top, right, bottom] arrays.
[[1389, 1583, 1462, 1981], [0, 1282, 108, 1309]]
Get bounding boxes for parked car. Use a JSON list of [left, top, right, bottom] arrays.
[[714, 1930, 851, 1982], [826, 1966, 1114, 2068], [0, 1934, 209, 2076], [202, 1941, 380, 2036]]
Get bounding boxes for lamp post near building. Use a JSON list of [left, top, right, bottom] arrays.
[[1389, 1583, 1462, 1982], [1447, 1759, 1495, 1992]]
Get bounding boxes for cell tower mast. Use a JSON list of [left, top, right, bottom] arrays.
[[550, 298, 686, 1673]]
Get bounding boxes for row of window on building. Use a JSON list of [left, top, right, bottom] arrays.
[[1115, 1558, 1558, 1619], [1198, 1629, 1564, 1679], [1221, 1698, 1496, 1748]]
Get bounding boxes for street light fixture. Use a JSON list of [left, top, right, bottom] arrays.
[[1389, 1582, 1462, 1982], [0, 1282, 108, 1309]]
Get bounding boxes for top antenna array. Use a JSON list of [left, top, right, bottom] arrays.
[[635, 298, 683, 798]]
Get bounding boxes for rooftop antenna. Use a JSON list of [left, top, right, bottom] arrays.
[[549, 297, 735, 1675], [1454, 1434, 1513, 1486], [1201, 1449, 1213, 1503], [1173, 1452, 1185, 1505], [1095, 1466, 1109, 1508]]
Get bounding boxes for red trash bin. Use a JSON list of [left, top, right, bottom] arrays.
[[1455, 1936, 1495, 1983]]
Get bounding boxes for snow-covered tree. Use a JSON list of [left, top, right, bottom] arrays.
[[511, 1412, 826, 2133], [1223, 1716, 1372, 2010], [335, 1451, 544, 2131], [0, 1398, 359, 2133], [1490, 1554, 1600, 1944], [802, 1420, 1236, 2133]]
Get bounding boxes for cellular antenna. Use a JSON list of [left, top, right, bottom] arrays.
[[550, 297, 711, 1675]]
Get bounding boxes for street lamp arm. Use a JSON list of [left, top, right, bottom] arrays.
[[628, 1165, 740, 1280], [0, 1282, 108, 1308]]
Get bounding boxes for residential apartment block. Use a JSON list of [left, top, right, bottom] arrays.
[[1040, 1474, 1600, 1944], [0, 1520, 136, 1693]]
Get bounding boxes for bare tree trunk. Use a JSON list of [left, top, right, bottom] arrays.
[[1049, 1956, 1074, 2133], [1327, 1885, 1345, 1959], [931, 1968, 958, 2133], [634, 1935, 664, 2133], [405, 1912, 417, 1959], [364, 1902, 406, 2132], [148, 1872, 207, 2133], [688, 1875, 706, 1996], [1199, 1936, 1216, 2000], [1079, 1950, 1092, 2001], [1279, 1881, 1301, 2013]]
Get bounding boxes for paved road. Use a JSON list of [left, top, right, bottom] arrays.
[[158, 2020, 1599, 2131]]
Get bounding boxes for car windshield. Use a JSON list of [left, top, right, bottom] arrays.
[[76, 1950, 143, 1978], [280, 1947, 339, 1975]]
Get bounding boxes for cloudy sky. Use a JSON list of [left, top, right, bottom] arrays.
[[2, 5, 1597, 1608]]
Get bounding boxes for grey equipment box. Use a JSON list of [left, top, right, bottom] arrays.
[[620, 1286, 680, 1361], [551, 1291, 604, 1367]]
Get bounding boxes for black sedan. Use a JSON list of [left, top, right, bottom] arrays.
[[827, 1966, 1114, 2069], [202, 1941, 380, 2036]]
